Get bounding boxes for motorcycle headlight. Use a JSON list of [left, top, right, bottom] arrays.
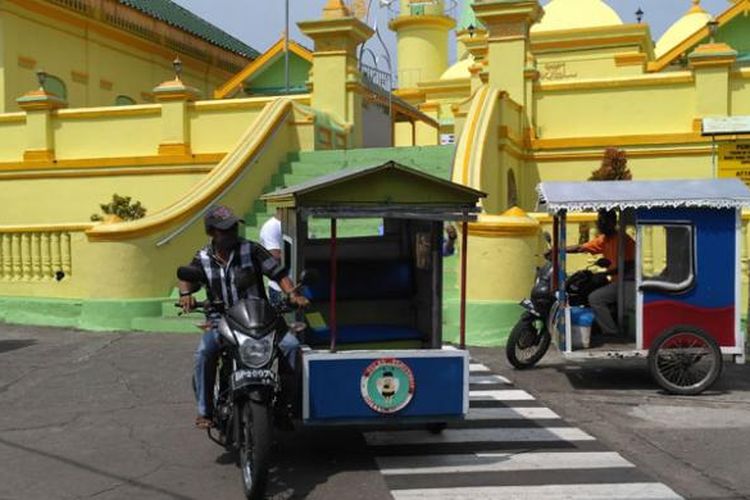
[[239, 335, 274, 368]]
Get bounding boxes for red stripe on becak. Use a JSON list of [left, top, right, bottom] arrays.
[[643, 301, 735, 349]]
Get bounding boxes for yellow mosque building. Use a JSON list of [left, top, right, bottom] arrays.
[[0, 0, 748, 345]]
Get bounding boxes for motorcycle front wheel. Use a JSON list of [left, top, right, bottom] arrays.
[[506, 317, 551, 369], [239, 400, 272, 500]]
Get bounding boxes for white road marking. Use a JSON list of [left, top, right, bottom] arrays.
[[390, 483, 683, 499], [470, 374, 512, 385], [466, 406, 560, 421], [469, 363, 491, 373], [377, 451, 635, 475], [364, 427, 596, 446], [470, 389, 535, 401]]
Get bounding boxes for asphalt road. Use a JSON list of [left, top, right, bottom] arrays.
[[1, 325, 749, 499]]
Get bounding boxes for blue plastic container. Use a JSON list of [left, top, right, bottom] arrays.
[[571, 306, 595, 327]]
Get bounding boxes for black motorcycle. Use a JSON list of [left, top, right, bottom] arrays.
[[505, 253, 610, 370], [177, 266, 310, 500]]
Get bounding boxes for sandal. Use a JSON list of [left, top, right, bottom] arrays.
[[195, 416, 213, 429]]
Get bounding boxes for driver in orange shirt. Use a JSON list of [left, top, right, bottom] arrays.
[[567, 210, 635, 336]]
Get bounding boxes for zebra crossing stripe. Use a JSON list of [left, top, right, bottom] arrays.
[[465, 406, 560, 421], [389, 482, 683, 499], [364, 427, 596, 446], [377, 451, 635, 475], [369, 358, 683, 500], [469, 374, 512, 385], [469, 363, 491, 373], [470, 389, 536, 401]]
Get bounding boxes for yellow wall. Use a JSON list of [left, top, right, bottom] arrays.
[[394, 121, 414, 147], [0, 173, 206, 225], [54, 107, 162, 159], [396, 26, 451, 89], [0, 3, 238, 112], [0, 114, 26, 161], [730, 71, 750, 115], [0, 94, 314, 231], [531, 153, 713, 184], [0, 100, 311, 299], [535, 76, 696, 139], [535, 47, 642, 82], [190, 100, 275, 153], [0, 94, 308, 163]]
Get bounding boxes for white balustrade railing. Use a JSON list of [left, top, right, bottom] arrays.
[[0, 230, 74, 282]]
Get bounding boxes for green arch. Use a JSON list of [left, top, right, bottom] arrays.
[[45, 74, 67, 100], [115, 95, 136, 106]]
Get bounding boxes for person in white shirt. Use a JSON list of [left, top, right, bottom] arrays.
[[259, 209, 284, 305], [259, 209, 300, 370]]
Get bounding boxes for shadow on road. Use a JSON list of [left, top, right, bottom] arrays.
[[204, 426, 380, 500], [0, 339, 37, 354]]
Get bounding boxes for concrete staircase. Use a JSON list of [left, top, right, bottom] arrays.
[[133, 145, 456, 333]]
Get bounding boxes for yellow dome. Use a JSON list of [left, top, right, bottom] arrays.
[[440, 56, 474, 80], [532, 0, 622, 33], [655, 1, 712, 58]]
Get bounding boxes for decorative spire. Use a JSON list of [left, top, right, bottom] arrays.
[[688, 0, 706, 14], [323, 0, 351, 19]]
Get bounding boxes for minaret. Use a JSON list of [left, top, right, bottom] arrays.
[[389, 0, 456, 89]]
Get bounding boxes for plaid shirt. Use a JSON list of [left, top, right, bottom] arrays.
[[190, 238, 286, 307]]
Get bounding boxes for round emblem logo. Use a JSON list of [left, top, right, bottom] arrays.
[[360, 358, 415, 414]]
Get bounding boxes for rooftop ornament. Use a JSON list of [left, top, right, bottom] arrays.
[[635, 7, 644, 24], [707, 18, 719, 43], [172, 57, 183, 82], [36, 69, 47, 91], [467, 23, 476, 37]]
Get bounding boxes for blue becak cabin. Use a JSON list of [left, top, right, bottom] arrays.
[[536, 178, 750, 395], [262, 161, 485, 424]]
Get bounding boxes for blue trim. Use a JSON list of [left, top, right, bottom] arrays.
[[639, 208, 736, 308], [306, 355, 466, 421]]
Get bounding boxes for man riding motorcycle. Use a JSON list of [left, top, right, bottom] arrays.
[[178, 205, 309, 429], [567, 209, 635, 336]]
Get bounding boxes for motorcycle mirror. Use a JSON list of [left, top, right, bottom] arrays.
[[595, 258, 612, 268], [235, 269, 257, 290], [177, 266, 205, 284]]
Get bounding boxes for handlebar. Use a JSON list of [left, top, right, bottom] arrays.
[[174, 296, 308, 315]]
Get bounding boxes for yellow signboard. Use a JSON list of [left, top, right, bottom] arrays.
[[718, 141, 750, 186]]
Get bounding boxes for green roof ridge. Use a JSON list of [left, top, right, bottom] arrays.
[[118, 0, 259, 58]]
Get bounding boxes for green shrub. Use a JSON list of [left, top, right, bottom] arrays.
[[91, 194, 147, 222]]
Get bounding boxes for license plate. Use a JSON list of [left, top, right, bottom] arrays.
[[231, 368, 277, 389]]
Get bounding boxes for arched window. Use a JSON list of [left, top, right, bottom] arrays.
[[44, 74, 67, 100], [507, 169, 519, 208], [115, 95, 136, 106]]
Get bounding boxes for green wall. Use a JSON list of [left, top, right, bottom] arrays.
[[247, 52, 310, 95]]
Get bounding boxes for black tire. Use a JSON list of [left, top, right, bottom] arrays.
[[546, 300, 562, 339], [506, 317, 551, 369], [648, 325, 723, 396], [426, 422, 447, 435], [239, 400, 273, 500]]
